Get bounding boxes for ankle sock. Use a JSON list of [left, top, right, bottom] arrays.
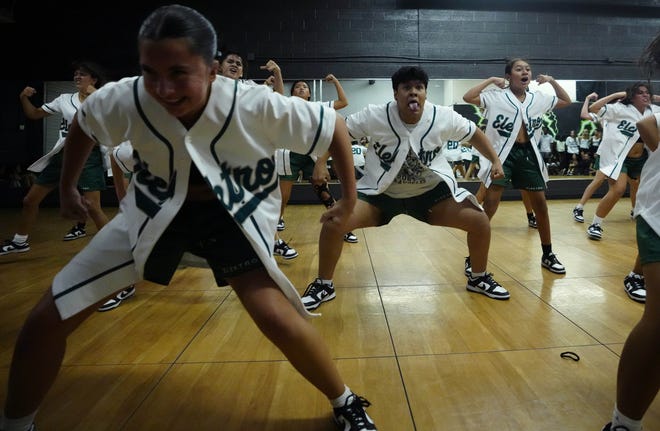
[[1, 411, 37, 431], [592, 215, 604, 226], [319, 279, 333, 286], [470, 271, 485, 280], [330, 385, 351, 408], [12, 234, 28, 244], [575, 203, 583, 210], [612, 405, 642, 431]]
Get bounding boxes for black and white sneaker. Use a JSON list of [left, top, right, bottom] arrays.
[[573, 207, 584, 223], [623, 273, 646, 303], [277, 218, 285, 231], [527, 214, 538, 229], [98, 285, 136, 312], [333, 393, 377, 431], [464, 256, 471, 277], [0, 239, 30, 255], [301, 278, 336, 310], [274, 239, 298, 259], [343, 232, 358, 243], [602, 423, 630, 431], [587, 223, 603, 240], [541, 253, 566, 274], [63, 225, 86, 241], [466, 273, 510, 300]]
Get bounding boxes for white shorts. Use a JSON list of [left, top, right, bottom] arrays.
[[52, 212, 139, 319]]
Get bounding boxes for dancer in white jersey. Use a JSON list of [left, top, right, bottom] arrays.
[[584, 82, 660, 241], [601, 31, 660, 431], [302, 66, 508, 311], [277, 76, 359, 245], [0, 6, 377, 431], [0, 61, 110, 256], [463, 57, 572, 275]]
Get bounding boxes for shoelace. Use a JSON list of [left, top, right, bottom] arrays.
[[303, 279, 325, 297], [339, 395, 372, 427]]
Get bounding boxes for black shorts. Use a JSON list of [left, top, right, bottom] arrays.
[[143, 199, 263, 286]]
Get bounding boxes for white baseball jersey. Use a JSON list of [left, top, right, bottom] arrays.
[[478, 88, 558, 186], [633, 112, 660, 236], [345, 100, 479, 204], [52, 75, 336, 319], [595, 102, 660, 180], [28, 92, 82, 172]]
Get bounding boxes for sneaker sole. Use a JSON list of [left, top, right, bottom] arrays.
[[625, 292, 646, 303], [63, 234, 87, 241], [278, 252, 298, 260], [542, 263, 566, 274], [343, 238, 358, 243], [587, 234, 602, 241], [0, 247, 30, 256], [303, 293, 336, 310], [98, 299, 121, 312], [466, 285, 510, 300]]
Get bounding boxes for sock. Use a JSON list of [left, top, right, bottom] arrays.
[[470, 271, 485, 279], [330, 385, 352, 408], [0, 411, 37, 431], [12, 234, 28, 244], [542, 244, 552, 257], [612, 405, 643, 431], [629, 271, 643, 279], [76, 222, 86, 229], [320, 279, 333, 286], [592, 215, 604, 226], [575, 203, 583, 210]]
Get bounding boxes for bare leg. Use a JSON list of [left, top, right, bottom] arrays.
[[595, 174, 628, 219], [82, 191, 109, 231], [230, 269, 344, 398], [521, 190, 533, 214], [4, 291, 103, 418], [526, 190, 552, 245], [317, 200, 380, 279], [428, 198, 491, 273], [616, 261, 660, 419], [15, 184, 56, 236], [481, 184, 505, 220], [577, 170, 607, 207]]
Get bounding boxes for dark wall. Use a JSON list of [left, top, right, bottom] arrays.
[[1, 1, 658, 81]]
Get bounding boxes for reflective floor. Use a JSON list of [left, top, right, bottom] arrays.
[[0, 199, 657, 430]]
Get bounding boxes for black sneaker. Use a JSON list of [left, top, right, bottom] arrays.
[[623, 273, 646, 303], [602, 423, 630, 431], [527, 215, 538, 229], [466, 273, 510, 300], [98, 285, 136, 312], [274, 239, 298, 259], [541, 253, 566, 274], [301, 278, 335, 310], [0, 239, 30, 256], [63, 225, 86, 241], [277, 218, 285, 231], [573, 207, 584, 223], [464, 256, 471, 277], [333, 393, 377, 431], [587, 223, 603, 240], [343, 232, 358, 243]]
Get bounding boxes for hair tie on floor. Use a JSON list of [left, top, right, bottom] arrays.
[[560, 351, 580, 361]]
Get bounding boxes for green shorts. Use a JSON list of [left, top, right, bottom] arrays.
[[357, 182, 453, 225], [279, 152, 316, 181], [636, 216, 660, 265], [621, 150, 648, 180], [35, 146, 107, 191], [491, 143, 546, 191], [143, 199, 264, 286], [592, 155, 600, 170]]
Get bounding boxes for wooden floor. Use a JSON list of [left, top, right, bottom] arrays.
[[0, 199, 659, 430]]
